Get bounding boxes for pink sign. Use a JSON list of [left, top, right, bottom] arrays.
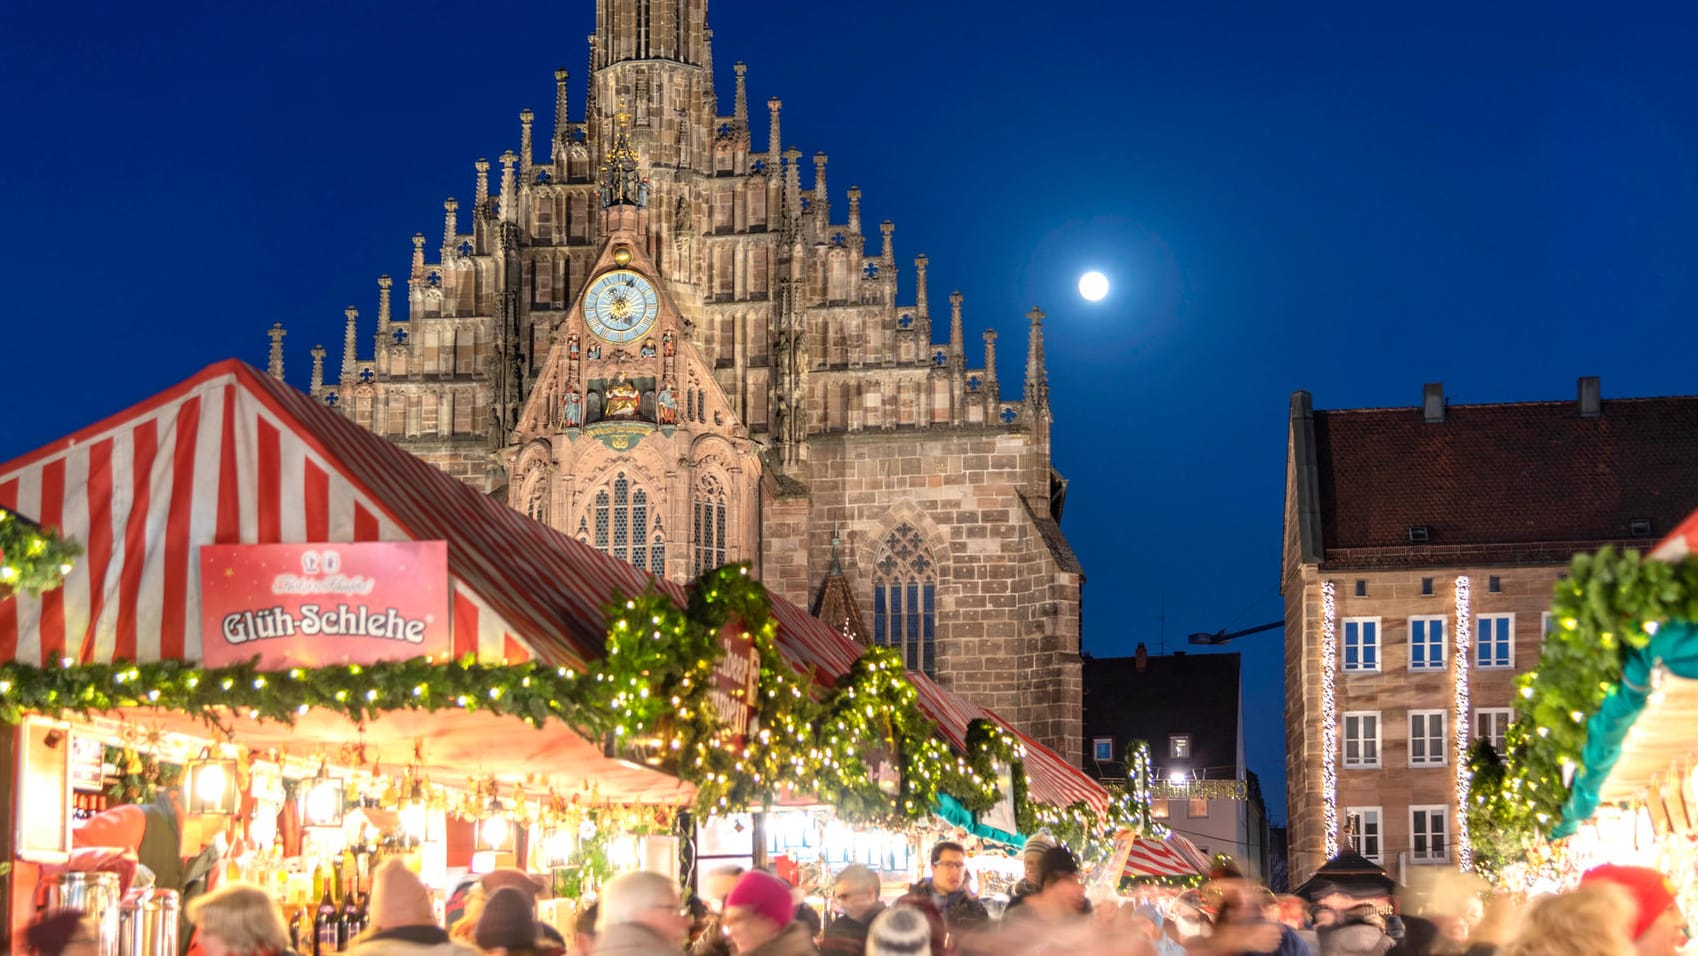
[[198, 542, 449, 668]]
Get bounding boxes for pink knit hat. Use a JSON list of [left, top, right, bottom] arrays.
[[725, 870, 795, 928], [370, 859, 435, 930]]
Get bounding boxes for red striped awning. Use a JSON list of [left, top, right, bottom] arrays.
[[0, 359, 1108, 813], [1124, 833, 1211, 877], [1653, 509, 1698, 562]]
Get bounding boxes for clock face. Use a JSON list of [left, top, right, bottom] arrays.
[[583, 269, 659, 344]]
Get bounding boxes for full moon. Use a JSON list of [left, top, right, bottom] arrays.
[[1078, 271, 1109, 302]]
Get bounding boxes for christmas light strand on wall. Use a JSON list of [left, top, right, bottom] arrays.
[[0, 507, 82, 598], [1320, 580, 1339, 859], [1453, 575, 1473, 871]]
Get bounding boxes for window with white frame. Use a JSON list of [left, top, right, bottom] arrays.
[[1410, 805, 1449, 862], [1345, 807, 1383, 863], [1343, 711, 1381, 768], [1343, 618, 1381, 672], [1409, 710, 1447, 766], [1475, 708, 1513, 753], [1092, 737, 1114, 762], [1409, 616, 1446, 671], [1170, 735, 1192, 759], [1477, 614, 1514, 668], [1542, 611, 1553, 636]]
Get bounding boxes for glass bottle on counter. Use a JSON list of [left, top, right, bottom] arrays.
[[314, 886, 338, 956], [337, 879, 358, 951], [289, 907, 307, 953]]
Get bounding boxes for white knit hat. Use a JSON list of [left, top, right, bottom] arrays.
[[1021, 831, 1059, 859], [868, 906, 932, 956]]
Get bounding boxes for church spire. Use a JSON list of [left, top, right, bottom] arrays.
[[1025, 306, 1049, 409], [340, 306, 359, 382], [519, 109, 535, 180], [474, 159, 490, 218], [914, 254, 929, 321], [768, 98, 782, 161], [498, 152, 517, 221], [310, 344, 326, 393], [983, 328, 999, 402], [267, 323, 286, 381], [847, 186, 861, 235], [553, 69, 570, 143], [442, 198, 459, 256], [411, 233, 426, 278], [374, 276, 392, 359], [949, 291, 964, 361], [813, 153, 829, 223], [733, 62, 748, 129], [598, 114, 646, 207]]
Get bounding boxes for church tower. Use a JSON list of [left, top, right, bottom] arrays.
[[304, 1, 1084, 763]]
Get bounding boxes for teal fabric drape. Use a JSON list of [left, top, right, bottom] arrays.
[[935, 793, 1023, 847], [1554, 619, 1698, 837]]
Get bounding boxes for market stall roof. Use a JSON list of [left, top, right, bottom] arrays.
[[0, 360, 1106, 812], [1123, 833, 1211, 877], [1292, 849, 1398, 902], [1550, 515, 1698, 828]]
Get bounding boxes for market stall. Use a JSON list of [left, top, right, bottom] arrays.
[[1469, 507, 1698, 905], [0, 360, 1115, 949]]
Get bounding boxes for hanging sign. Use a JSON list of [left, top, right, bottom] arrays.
[[708, 621, 760, 748], [198, 542, 449, 668]]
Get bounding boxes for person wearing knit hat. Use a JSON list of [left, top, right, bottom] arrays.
[[475, 887, 541, 956], [347, 860, 477, 956], [1005, 846, 1087, 926], [23, 910, 99, 956], [722, 870, 816, 956], [865, 907, 930, 956], [1002, 834, 1058, 915], [1579, 865, 1686, 956]]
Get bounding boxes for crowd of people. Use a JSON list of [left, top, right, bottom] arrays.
[[13, 837, 1690, 956]]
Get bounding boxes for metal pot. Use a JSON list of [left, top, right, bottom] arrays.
[[42, 871, 122, 956], [118, 888, 180, 956]]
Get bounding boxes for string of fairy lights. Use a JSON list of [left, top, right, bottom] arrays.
[[1, 562, 1127, 843], [1320, 580, 1339, 858], [1452, 575, 1473, 871]]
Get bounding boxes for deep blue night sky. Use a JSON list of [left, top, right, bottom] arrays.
[[9, 1, 1698, 825]]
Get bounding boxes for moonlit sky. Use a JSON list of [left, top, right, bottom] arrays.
[[9, 1, 1698, 825]]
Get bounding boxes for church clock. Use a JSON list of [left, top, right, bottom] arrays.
[[583, 269, 659, 344]]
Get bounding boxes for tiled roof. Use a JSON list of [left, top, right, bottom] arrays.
[[1314, 396, 1698, 560]]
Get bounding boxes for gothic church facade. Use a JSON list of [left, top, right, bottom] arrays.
[[295, 0, 1083, 761]]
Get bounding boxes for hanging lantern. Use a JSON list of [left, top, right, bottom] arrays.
[[480, 796, 512, 851], [183, 750, 241, 816], [303, 762, 345, 828]]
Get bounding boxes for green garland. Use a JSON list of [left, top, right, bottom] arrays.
[[0, 508, 82, 598], [0, 560, 1123, 834], [1468, 546, 1698, 874], [0, 655, 602, 734]]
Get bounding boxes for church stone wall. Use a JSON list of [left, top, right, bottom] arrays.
[[784, 430, 1083, 764]]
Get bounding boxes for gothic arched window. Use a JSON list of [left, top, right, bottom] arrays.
[[873, 523, 937, 677], [523, 473, 549, 525], [693, 475, 728, 575], [590, 472, 665, 573]]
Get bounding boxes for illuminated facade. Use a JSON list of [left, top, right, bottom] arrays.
[[1281, 380, 1698, 881], [292, 0, 1083, 761]]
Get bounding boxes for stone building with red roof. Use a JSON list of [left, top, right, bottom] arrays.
[[1281, 377, 1698, 882]]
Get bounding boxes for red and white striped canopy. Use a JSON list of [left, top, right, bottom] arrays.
[[1653, 509, 1698, 562], [1123, 833, 1212, 877], [0, 360, 1105, 811]]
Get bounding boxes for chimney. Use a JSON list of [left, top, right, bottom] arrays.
[[1422, 383, 1445, 423], [1135, 642, 1148, 672], [1578, 376, 1601, 418]]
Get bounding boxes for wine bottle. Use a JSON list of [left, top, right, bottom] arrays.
[[311, 862, 325, 905], [337, 880, 358, 951], [313, 888, 337, 956], [289, 907, 306, 953], [354, 891, 369, 937]]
